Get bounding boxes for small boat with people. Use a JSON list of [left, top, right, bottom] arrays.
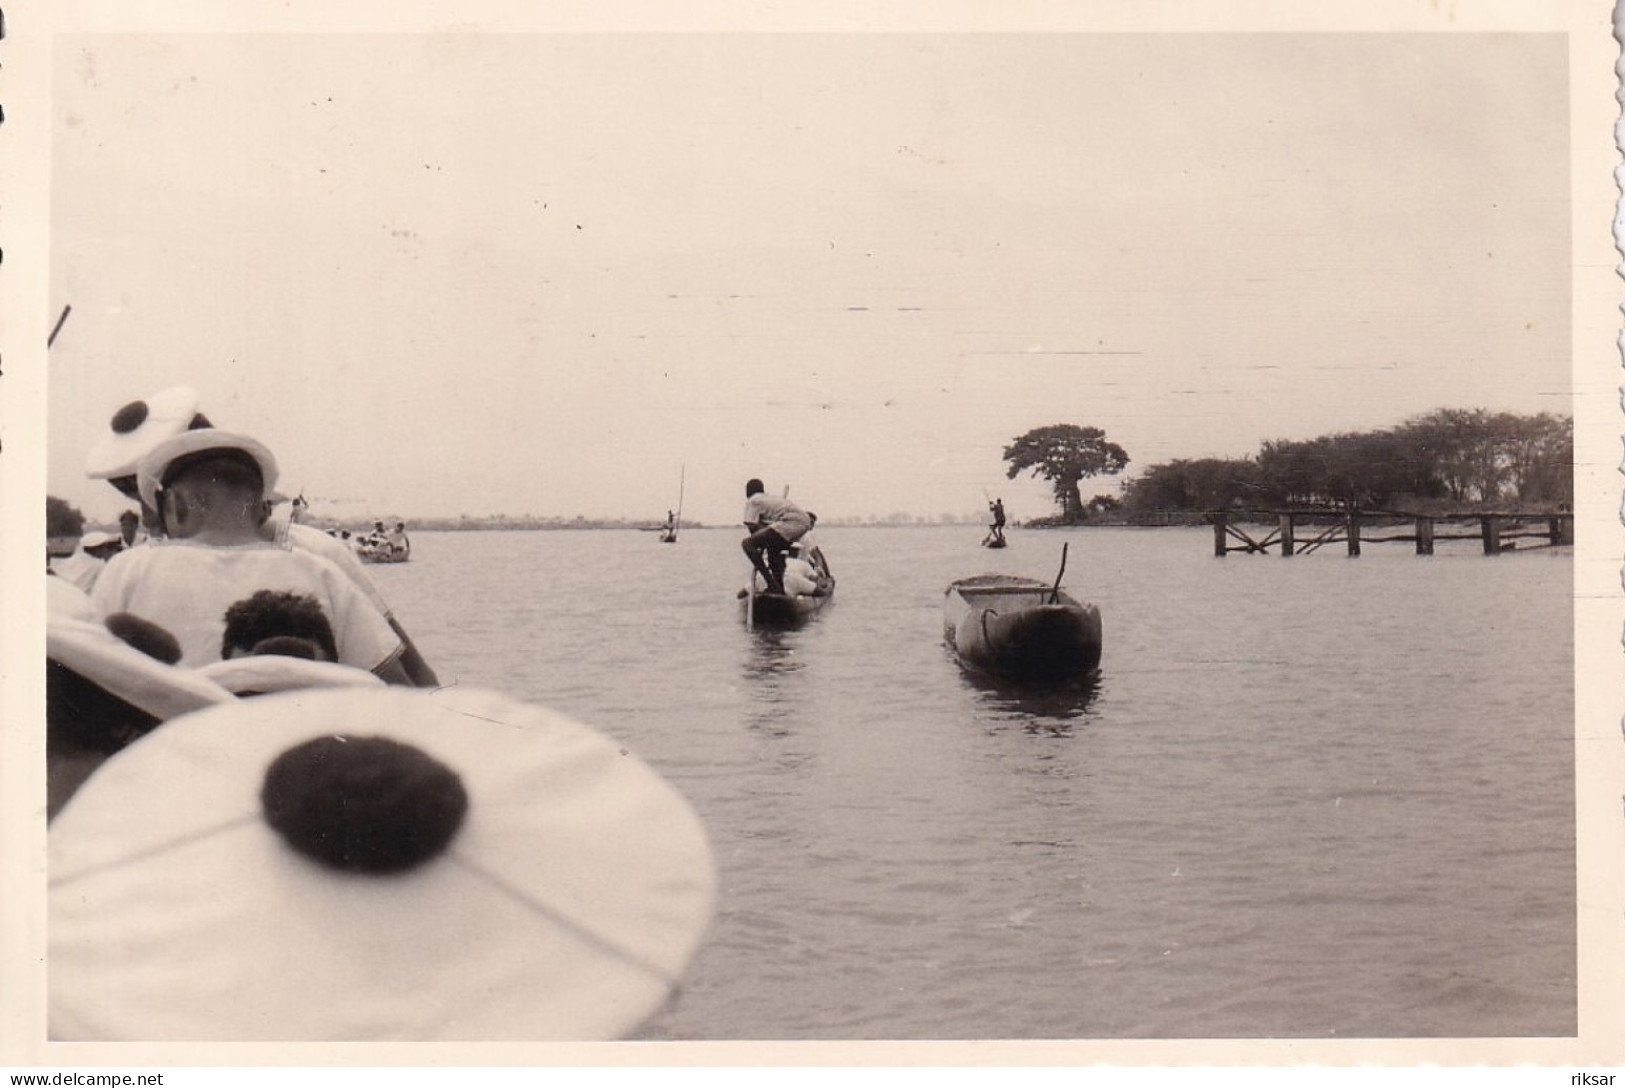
[[943, 545, 1101, 685], [739, 542, 835, 628], [354, 521, 411, 564], [356, 541, 409, 564]]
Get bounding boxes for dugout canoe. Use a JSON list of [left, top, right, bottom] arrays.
[[739, 544, 835, 628], [740, 586, 831, 628], [943, 574, 1102, 684]]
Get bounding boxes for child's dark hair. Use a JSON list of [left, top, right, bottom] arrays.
[[221, 590, 339, 662]]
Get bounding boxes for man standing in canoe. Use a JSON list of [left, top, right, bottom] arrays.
[[741, 478, 813, 596], [986, 497, 1007, 547]]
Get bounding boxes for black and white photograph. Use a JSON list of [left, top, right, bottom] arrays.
[[3, 0, 1621, 1077]]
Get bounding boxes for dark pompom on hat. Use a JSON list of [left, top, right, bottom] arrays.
[[48, 686, 719, 1041], [261, 735, 468, 874], [103, 612, 183, 665]]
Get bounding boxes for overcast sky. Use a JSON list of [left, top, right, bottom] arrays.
[[45, 32, 1571, 526]]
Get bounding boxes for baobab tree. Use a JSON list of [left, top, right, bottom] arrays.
[[1002, 424, 1129, 523]]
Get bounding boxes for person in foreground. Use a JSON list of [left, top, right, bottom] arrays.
[[740, 477, 814, 595], [91, 429, 414, 684], [84, 386, 440, 686]]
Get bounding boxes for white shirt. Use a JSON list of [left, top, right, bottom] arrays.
[[108, 520, 396, 618], [91, 540, 403, 672], [743, 493, 812, 539]]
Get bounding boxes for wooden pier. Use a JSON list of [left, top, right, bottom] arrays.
[[1211, 509, 1573, 558]]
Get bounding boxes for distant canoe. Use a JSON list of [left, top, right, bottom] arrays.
[[357, 545, 409, 564], [943, 574, 1102, 684]]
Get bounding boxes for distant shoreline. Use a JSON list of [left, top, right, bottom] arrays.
[[72, 506, 1569, 537]]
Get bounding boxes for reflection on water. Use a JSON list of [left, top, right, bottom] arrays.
[[742, 628, 806, 681], [740, 628, 814, 740], [949, 649, 1101, 731]]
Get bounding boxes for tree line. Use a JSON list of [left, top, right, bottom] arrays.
[[1005, 409, 1573, 524]]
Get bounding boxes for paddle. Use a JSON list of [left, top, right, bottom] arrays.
[[1047, 542, 1069, 604]]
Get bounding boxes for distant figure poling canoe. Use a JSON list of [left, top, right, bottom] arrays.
[[660, 466, 685, 543], [982, 497, 1007, 548]]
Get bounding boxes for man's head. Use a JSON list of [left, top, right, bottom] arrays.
[[221, 590, 339, 663], [137, 430, 279, 538], [745, 478, 765, 498]]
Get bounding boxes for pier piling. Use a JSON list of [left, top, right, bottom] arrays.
[[1416, 517, 1434, 556], [1208, 508, 1569, 559]]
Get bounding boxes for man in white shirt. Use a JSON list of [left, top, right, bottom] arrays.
[[740, 478, 814, 596], [116, 510, 145, 549], [91, 430, 411, 683], [83, 387, 439, 685]]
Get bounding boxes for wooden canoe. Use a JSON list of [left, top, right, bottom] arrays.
[[740, 586, 831, 628], [357, 547, 409, 564], [943, 574, 1102, 684], [740, 545, 835, 628]]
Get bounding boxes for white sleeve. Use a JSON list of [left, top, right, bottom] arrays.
[[290, 524, 393, 616], [320, 566, 405, 672]]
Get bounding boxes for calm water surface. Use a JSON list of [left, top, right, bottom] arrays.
[[375, 525, 1574, 1040]]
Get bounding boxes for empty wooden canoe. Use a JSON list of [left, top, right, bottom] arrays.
[[943, 574, 1102, 684]]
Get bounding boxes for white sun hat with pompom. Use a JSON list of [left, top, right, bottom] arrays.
[[84, 386, 206, 481], [48, 685, 717, 1041]]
